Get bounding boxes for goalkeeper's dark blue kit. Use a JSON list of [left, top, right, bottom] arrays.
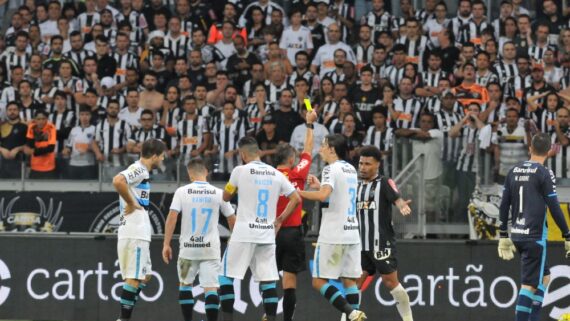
[[499, 160, 570, 286]]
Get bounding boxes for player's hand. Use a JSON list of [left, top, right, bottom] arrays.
[[124, 202, 143, 215], [498, 237, 516, 260], [307, 174, 321, 189], [274, 220, 282, 235], [398, 199, 412, 216], [162, 245, 173, 264]]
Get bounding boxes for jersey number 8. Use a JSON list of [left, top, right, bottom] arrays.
[[257, 189, 269, 218]]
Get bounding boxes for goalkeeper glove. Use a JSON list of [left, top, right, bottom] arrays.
[[498, 231, 516, 261]]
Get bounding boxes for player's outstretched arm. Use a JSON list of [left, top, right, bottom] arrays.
[[298, 184, 332, 202], [112, 174, 141, 215], [303, 110, 317, 155], [394, 198, 412, 216], [162, 210, 179, 264]]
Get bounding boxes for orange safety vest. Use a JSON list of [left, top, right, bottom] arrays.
[[207, 24, 248, 45], [26, 121, 57, 172], [452, 83, 490, 108]]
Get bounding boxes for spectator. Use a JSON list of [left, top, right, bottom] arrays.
[[177, 96, 211, 164], [214, 20, 237, 70], [48, 90, 75, 177], [363, 107, 393, 163], [0, 102, 28, 178], [435, 90, 462, 193], [523, 63, 555, 109], [342, 112, 364, 165], [139, 71, 164, 112], [272, 89, 303, 142], [311, 23, 356, 78], [17, 80, 45, 123], [256, 114, 280, 165], [351, 65, 380, 127], [506, 53, 531, 100], [449, 102, 486, 222], [264, 41, 293, 78], [492, 108, 528, 183], [290, 106, 328, 160], [127, 109, 167, 156], [208, 101, 248, 175], [384, 44, 406, 87], [396, 17, 428, 70], [527, 91, 562, 134], [392, 76, 423, 129], [458, 0, 490, 48], [395, 113, 444, 221], [239, 0, 286, 27], [280, 9, 313, 67], [452, 63, 490, 107], [92, 99, 130, 172], [245, 83, 271, 134], [265, 61, 293, 103], [475, 51, 500, 87], [227, 35, 261, 89], [94, 35, 117, 79], [62, 105, 97, 179], [24, 109, 57, 179], [548, 107, 570, 182], [243, 62, 266, 98]]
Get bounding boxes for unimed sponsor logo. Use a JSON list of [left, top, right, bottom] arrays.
[[0, 259, 11, 305]]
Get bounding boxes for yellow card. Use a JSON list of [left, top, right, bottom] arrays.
[[304, 98, 313, 112]]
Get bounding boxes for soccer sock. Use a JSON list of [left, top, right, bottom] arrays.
[[119, 284, 138, 320], [205, 291, 220, 321], [260, 281, 278, 319], [319, 283, 353, 315], [219, 276, 235, 321], [345, 285, 360, 310], [390, 284, 413, 321], [283, 288, 297, 321], [179, 285, 194, 321], [516, 288, 534, 321], [135, 282, 147, 303], [530, 285, 546, 321]]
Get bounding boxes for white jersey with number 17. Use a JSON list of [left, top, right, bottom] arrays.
[[170, 181, 235, 260], [226, 161, 295, 244], [318, 160, 360, 244]]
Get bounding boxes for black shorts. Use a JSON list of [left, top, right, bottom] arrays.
[[276, 226, 306, 273], [361, 248, 398, 276], [513, 240, 550, 287]]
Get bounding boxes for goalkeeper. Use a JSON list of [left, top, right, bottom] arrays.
[[497, 133, 570, 321]]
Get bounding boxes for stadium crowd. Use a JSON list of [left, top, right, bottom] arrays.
[[1, 0, 570, 220]]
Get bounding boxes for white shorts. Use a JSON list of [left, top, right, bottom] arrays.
[[178, 257, 221, 288], [312, 243, 362, 279], [221, 241, 279, 282], [117, 238, 152, 281]]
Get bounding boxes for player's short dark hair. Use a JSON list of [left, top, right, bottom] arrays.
[[359, 145, 382, 163], [187, 158, 208, 173], [141, 139, 166, 158], [531, 133, 551, 156], [274, 143, 297, 166], [325, 134, 347, 160], [237, 136, 260, 155]]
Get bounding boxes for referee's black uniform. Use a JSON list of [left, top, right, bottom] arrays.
[[357, 175, 401, 275]]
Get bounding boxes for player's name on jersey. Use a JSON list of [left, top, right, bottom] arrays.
[[127, 166, 145, 180], [250, 168, 276, 176]]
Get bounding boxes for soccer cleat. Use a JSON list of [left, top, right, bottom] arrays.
[[348, 310, 367, 321], [340, 313, 347, 321]]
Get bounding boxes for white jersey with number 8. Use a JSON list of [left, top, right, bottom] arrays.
[[318, 160, 360, 244], [226, 161, 296, 244]]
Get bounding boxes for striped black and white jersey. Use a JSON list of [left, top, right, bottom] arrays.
[[425, 98, 463, 115], [331, 1, 354, 43], [363, 62, 388, 81], [456, 126, 480, 173], [396, 36, 429, 70], [506, 74, 532, 101], [64, 49, 95, 69], [159, 105, 183, 149], [458, 19, 491, 48], [19, 101, 45, 123], [211, 114, 249, 174], [264, 80, 293, 103], [353, 43, 375, 69], [528, 44, 558, 62], [360, 11, 393, 41], [97, 94, 126, 111], [393, 96, 423, 129], [126, 10, 148, 45], [436, 110, 462, 163], [357, 175, 400, 252], [320, 100, 339, 123], [494, 60, 519, 86], [384, 65, 405, 87], [288, 69, 313, 90], [476, 70, 499, 87], [54, 76, 82, 112], [548, 128, 570, 179], [76, 12, 100, 39], [177, 114, 210, 162], [481, 102, 508, 124], [0, 86, 17, 107], [103, 28, 118, 48], [113, 51, 138, 84], [419, 69, 449, 88], [523, 84, 555, 113], [129, 125, 167, 145], [531, 108, 557, 134], [415, 8, 435, 24], [245, 102, 272, 134], [363, 127, 393, 153], [164, 34, 191, 58], [48, 109, 76, 153], [94, 118, 131, 159], [450, 15, 471, 43], [33, 86, 57, 112], [323, 70, 346, 84], [561, 72, 570, 90], [3, 52, 29, 81]]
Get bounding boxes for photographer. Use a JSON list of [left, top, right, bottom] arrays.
[[23, 109, 57, 179]]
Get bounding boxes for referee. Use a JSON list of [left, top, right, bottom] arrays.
[[497, 133, 570, 321], [356, 146, 414, 321]]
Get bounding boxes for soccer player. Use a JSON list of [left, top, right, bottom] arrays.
[[112, 139, 166, 321], [274, 109, 317, 321], [356, 145, 414, 321], [497, 133, 570, 321], [219, 137, 301, 321], [162, 158, 236, 321], [298, 134, 367, 321]]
